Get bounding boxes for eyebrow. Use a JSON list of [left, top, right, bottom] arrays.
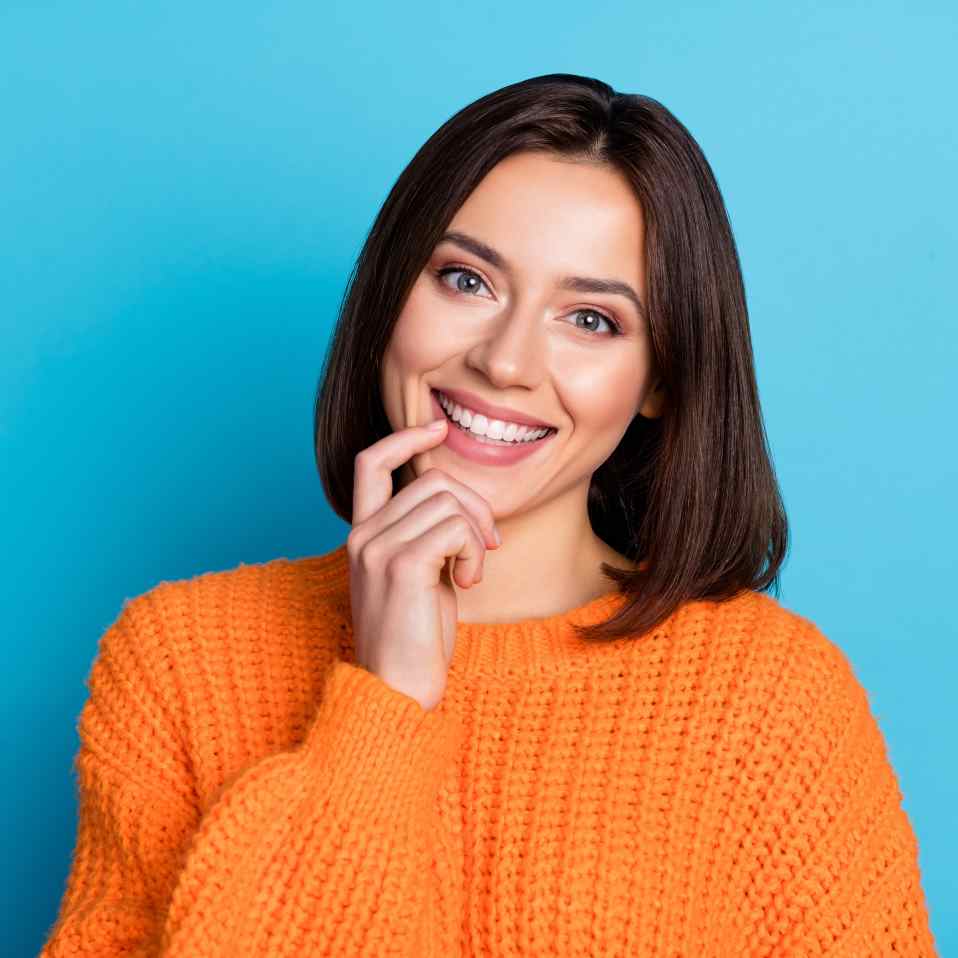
[[437, 230, 647, 320]]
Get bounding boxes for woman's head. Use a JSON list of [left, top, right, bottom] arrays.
[[380, 149, 665, 531], [315, 73, 788, 641]]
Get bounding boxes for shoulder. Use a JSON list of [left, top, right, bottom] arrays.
[[103, 542, 354, 694], [155, 541, 348, 605], [89, 542, 354, 745], [709, 590, 869, 741], [77, 545, 353, 807], [141, 541, 351, 612], [672, 588, 866, 720], [752, 590, 861, 697], [749, 590, 858, 681]]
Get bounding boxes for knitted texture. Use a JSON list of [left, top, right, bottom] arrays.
[[40, 542, 938, 957]]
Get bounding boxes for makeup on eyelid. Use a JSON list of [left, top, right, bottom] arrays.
[[432, 264, 624, 337]]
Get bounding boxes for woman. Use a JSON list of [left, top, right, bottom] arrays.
[[41, 74, 938, 956]]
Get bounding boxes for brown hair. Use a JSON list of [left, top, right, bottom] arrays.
[[313, 73, 788, 643]]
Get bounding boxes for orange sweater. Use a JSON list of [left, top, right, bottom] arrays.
[[40, 542, 938, 957]]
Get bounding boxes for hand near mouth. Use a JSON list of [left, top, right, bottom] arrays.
[[346, 415, 501, 711]]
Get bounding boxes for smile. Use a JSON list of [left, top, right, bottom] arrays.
[[435, 389, 556, 445]]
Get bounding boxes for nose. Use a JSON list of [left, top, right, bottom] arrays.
[[464, 303, 549, 390]]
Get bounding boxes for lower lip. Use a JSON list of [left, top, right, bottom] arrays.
[[429, 390, 557, 467]]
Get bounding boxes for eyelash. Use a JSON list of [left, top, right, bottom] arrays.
[[433, 265, 624, 337]]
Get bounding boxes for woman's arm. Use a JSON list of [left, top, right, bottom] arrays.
[[39, 587, 463, 957], [744, 622, 938, 957]]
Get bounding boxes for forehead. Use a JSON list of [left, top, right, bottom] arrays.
[[444, 151, 646, 284]]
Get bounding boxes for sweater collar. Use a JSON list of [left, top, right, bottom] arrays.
[[450, 588, 635, 676], [298, 543, 641, 677]]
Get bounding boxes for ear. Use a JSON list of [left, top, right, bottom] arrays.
[[637, 378, 666, 420]]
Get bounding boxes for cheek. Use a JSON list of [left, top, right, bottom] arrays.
[[571, 391, 635, 436], [555, 355, 644, 433], [388, 283, 460, 369]]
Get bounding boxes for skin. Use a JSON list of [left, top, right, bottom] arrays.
[[379, 150, 666, 623]]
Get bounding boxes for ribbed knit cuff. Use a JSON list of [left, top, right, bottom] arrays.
[[300, 659, 462, 823]]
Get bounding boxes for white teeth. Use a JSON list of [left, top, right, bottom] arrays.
[[436, 391, 552, 443]]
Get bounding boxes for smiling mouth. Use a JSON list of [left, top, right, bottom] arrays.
[[433, 389, 557, 446]]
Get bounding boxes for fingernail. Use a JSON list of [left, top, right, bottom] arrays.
[[494, 526, 502, 545], [427, 418, 446, 431]]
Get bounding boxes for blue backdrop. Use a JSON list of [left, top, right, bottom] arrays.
[[3, 2, 954, 954]]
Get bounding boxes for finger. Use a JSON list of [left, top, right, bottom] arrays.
[[358, 467, 500, 552], [385, 511, 485, 591], [352, 418, 447, 527], [414, 469, 500, 549], [363, 491, 488, 585]]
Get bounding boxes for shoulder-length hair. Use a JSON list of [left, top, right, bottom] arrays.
[[314, 72, 789, 643]]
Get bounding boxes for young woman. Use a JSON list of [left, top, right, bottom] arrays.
[[42, 74, 938, 956]]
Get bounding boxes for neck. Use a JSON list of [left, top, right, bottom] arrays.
[[451, 483, 635, 624]]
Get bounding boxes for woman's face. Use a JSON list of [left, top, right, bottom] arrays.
[[380, 150, 665, 518]]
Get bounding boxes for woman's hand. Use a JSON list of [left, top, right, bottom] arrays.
[[347, 416, 501, 711]]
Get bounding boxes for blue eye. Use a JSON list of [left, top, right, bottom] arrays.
[[569, 309, 621, 337], [435, 266, 489, 296], [433, 265, 623, 337]]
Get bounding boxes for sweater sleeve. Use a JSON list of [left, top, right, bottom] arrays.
[[744, 624, 939, 957], [39, 590, 464, 958]]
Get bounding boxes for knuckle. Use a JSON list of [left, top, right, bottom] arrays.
[[450, 513, 473, 535], [357, 537, 383, 572], [384, 551, 414, 582], [345, 527, 363, 557], [435, 489, 460, 510], [353, 448, 373, 473]]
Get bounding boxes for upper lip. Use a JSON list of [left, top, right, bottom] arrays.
[[434, 387, 556, 430]]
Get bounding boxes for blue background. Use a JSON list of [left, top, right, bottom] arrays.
[[4, 2, 954, 954]]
